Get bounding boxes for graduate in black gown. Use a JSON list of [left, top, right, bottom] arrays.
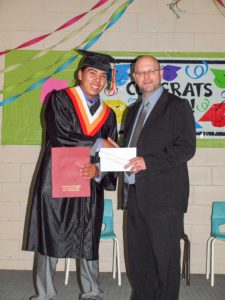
[[25, 50, 118, 300]]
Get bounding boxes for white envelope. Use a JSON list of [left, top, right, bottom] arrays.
[[99, 147, 136, 172]]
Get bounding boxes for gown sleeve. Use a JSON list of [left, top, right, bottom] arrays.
[[100, 109, 118, 191]]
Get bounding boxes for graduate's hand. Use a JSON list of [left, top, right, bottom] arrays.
[[81, 163, 99, 179], [98, 137, 119, 148], [105, 137, 120, 148], [125, 157, 146, 174]]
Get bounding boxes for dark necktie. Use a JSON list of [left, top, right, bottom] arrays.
[[87, 98, 100, 115], [129, 102, 149, 147]]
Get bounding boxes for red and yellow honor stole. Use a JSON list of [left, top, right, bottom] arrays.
[[66, 86, 110, 136]]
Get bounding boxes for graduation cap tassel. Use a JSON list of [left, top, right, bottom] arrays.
[[105, 66, 118, 96], [110, 67, 116, 91]]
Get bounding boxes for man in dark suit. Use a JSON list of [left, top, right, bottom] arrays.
[[123, 55, 196, 300]]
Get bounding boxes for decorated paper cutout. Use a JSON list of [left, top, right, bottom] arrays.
[[195, 122, 202, 129], [40, 78, 69, 104], [4, 50, 225, 147], [104, 99, 127, 125], [185, 61, 209, 79], [199, 102, 225, 127], [211, 68, 225, 88], [115, 64, 130, 86], [196, 98, 210, 112], [162, 65, 181, 81]]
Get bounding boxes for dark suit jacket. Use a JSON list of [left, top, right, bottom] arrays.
[[123, 88, 196, 213]]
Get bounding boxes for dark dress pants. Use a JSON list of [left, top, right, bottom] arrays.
[[127, 185, 183, 300]]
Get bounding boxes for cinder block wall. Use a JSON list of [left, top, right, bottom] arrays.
[[0, 0, 225, 273]]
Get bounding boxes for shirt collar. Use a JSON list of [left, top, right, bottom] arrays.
[[142, 86, 163, 106], [79, 86, 99, 106]]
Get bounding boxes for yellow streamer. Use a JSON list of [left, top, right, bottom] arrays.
[[1, 0, 122, 95], [0, 0, 121, 75]]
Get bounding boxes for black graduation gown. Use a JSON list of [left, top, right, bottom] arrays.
[[25, 87, 117, 260]]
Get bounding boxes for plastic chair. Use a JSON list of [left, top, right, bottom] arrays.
[[100, 198, 121, 286], [64, 198, 121, 286], [206, 201, 225, 286]]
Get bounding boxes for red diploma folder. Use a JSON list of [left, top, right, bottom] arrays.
[[51, 147, 90, 198]]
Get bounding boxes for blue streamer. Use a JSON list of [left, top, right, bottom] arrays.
[[106, 8, 126, 29], [83, 34, 103, 50], [0, 0, 134, 107], [53, 56, 78, 74]]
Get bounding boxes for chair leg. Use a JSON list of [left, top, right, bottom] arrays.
[[206, 237, 214, 280], [112, 239, 117, 279], [211, 239, 216, 287], [114, 237, 121, 286], [65, 258, 70, 285]]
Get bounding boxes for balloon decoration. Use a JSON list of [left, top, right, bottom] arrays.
[[213, 0, 225, 16], [168, 0, 184, 18]]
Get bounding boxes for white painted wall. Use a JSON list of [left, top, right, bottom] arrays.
[[0, 0, 225, 274]]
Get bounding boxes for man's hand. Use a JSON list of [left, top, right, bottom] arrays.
[[81, 163, 99, 179], [105, 137, 119, 148], [125, 157, 146, 174]]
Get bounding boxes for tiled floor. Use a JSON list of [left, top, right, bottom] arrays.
[[0, 271, 225, 300]]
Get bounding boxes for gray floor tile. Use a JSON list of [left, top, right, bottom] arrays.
[[0, 271, 225, 300]]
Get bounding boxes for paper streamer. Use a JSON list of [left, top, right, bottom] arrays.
[[213, 0, 225, 16], [0, 0, 111, 56], [0, 0, 121, 94], [0, 0, 120, 75], [168, 0, 184, 18], [1, 0, 134, 107], [0, 0, 121, 91], [214, 0, 225, 7]]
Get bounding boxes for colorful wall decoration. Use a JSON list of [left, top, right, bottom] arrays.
[[1, 0, 225, 147], [168, 0, 185, 18], [0, 0, 134, 106], [167, 1, 225, 18], [2, 50, 225, 147], [213, 0, 225, 16]]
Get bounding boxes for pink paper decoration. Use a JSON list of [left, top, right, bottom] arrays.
[[40, 78, 69, 104]]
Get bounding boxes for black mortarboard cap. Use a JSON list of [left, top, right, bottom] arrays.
[[78, 49, 118, 94], [78, 49, 115, 73]]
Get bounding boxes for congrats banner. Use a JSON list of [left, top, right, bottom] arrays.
[[2, 50, 225, 147]]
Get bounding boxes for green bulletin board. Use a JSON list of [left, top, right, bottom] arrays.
[[2, 50, 225, 147]]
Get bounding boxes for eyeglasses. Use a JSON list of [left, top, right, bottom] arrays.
[[135, 69, 160, 77]]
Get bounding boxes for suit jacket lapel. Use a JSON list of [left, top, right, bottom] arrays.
[[140, 89, 168, 135], [124, 89, 169, 146], [124, 100, 142, 146]]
